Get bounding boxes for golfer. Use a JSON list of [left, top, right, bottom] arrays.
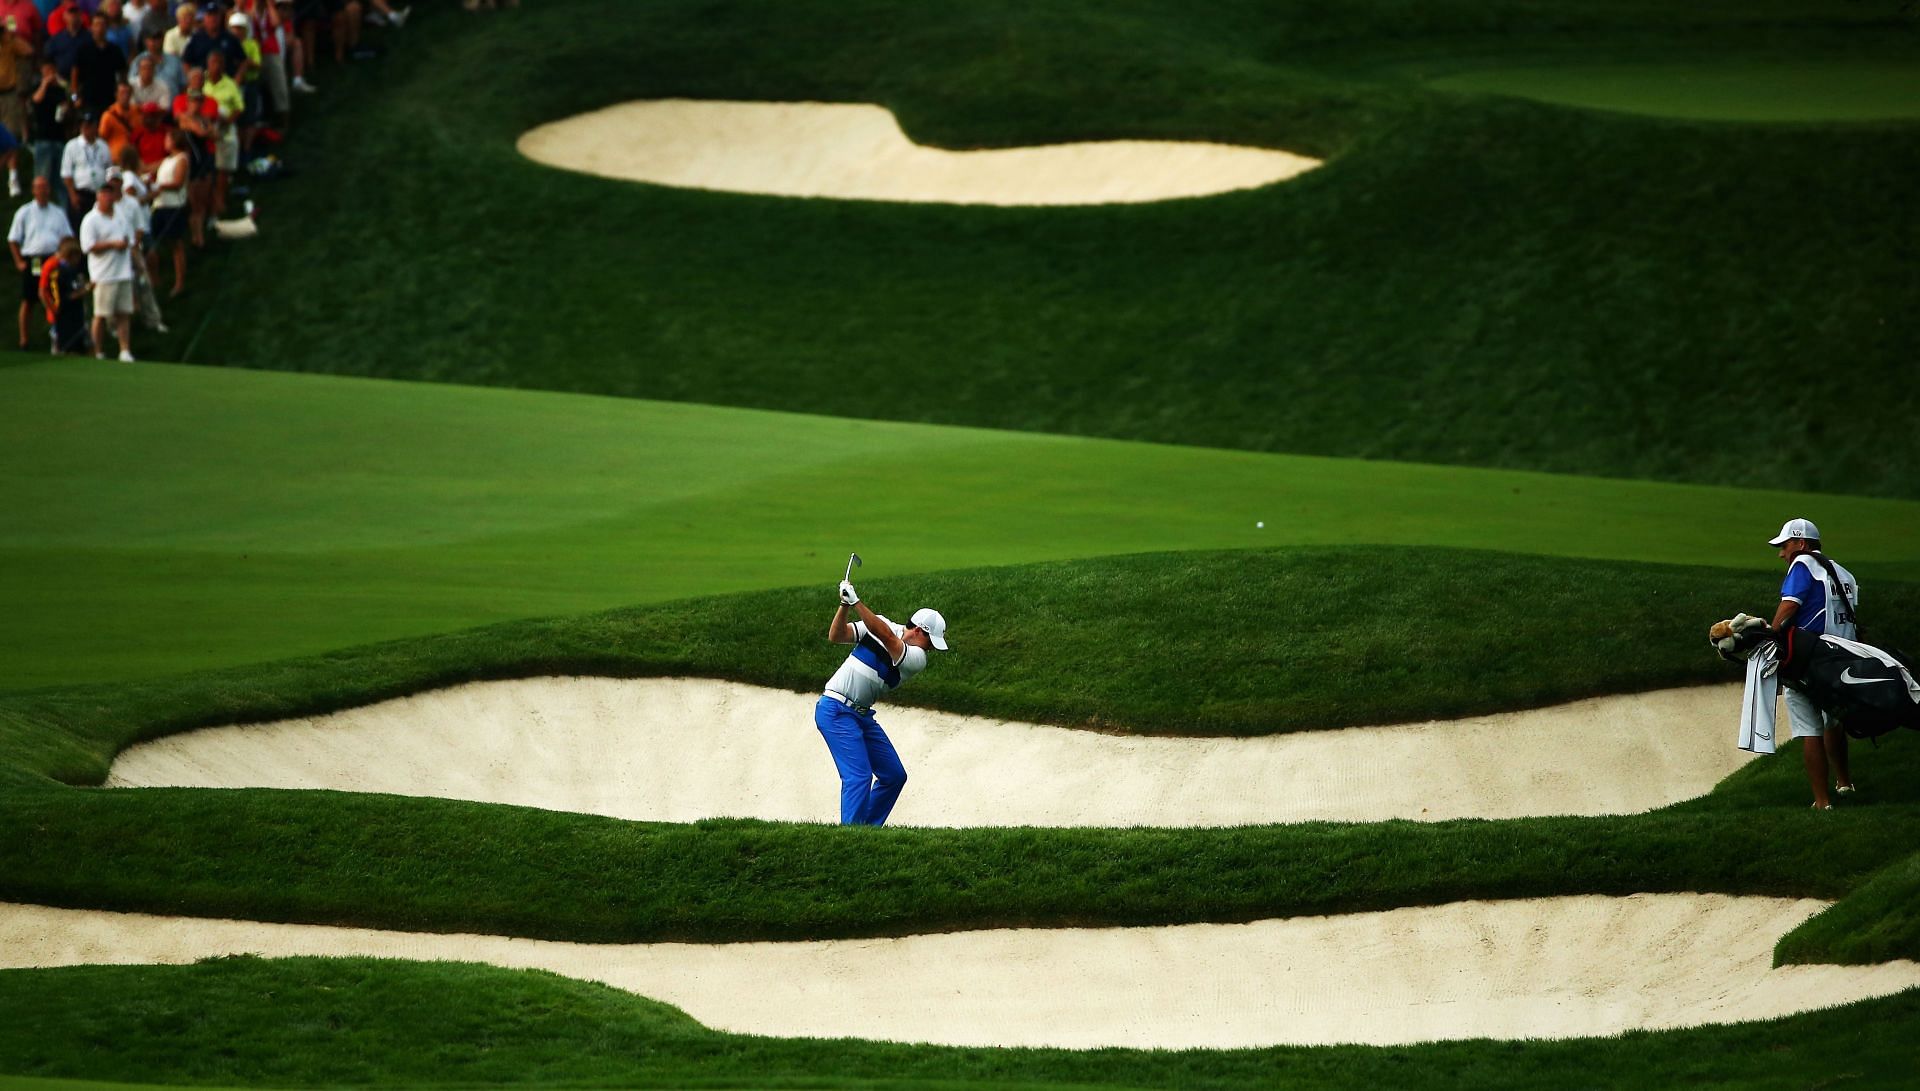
[[815, 576, 948, 826], [1768, 517, 1861, 808]]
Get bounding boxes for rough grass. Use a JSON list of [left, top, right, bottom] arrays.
[[3, 548, 1920, 960], [4, 957, 1920, 1090], [10, 546, 1916, 780], [84, 0, 1917, 498]]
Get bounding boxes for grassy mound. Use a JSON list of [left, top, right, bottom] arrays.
[[5, 957, 1920, 1088], [120, 0, 1920, 497], [3, 548, 1919, 957], [6, 360, 1917, 691]]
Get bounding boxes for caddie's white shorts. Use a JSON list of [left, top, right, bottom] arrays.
[[1785, 687, 1828, 740]]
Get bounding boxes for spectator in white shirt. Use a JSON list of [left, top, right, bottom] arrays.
[[129, 52, 172, 109], [161, 2, 194, 58], [79, 178, 136, 361], [6, 175, 73, 347], [115, 143, 165, 332], [61, 113, 114, 233]]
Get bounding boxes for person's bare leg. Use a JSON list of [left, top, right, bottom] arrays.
[[17, 299, 28, 347], [1803, 737, 1832, 808], [332, 12, 347, 61], [90, 313, 106, 355], [1826, 729, 1852, 791], [114, 313, 131, 356], [170, 240, 186, 295]]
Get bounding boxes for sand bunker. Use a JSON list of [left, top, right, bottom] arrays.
[[6, 895, 1915, 1048], [106, 677, 1752, 826], [515, 100, 1319, 205]]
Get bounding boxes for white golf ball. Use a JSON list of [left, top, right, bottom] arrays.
[[1256, 521, 1264, 528]]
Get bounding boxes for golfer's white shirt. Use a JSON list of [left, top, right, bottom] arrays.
[[825, 617, 928, 709]]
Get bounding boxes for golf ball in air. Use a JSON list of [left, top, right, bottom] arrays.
[[1256, 521, 1264, 528]]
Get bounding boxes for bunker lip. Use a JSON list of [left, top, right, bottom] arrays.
[[515, 99, 1320, 206], [106, 677, 1753, 826], [7, 895, 1918, 1049]]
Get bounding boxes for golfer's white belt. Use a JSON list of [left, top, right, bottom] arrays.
[[823, 689, 874, 714]]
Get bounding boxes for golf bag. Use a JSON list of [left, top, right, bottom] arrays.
[[1773, 628, 1920, 741]]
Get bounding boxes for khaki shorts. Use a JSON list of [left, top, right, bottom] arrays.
[[1785, 687, 1828, 740], [216, 131, 240, 172], [0, 93, 24, 142], [93, 279, 134, 316]]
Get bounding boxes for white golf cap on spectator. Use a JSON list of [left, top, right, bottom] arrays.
[[1768, 517, 1820, 546], [911, 607, 949, 651]]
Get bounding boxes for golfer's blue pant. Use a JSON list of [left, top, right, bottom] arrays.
[[814, 695, 908, 826]]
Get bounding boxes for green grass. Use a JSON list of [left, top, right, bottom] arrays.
[[109, 0, 1918, 499], [8, 546, 1920, 779], [1430, 61, 1920, 120], [4, 549, 1920, 957], [6, 359, 1918, 691], [6, 957, 1920, 1090]]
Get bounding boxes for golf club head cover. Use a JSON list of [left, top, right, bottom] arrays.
[[1709, 613, 1771, 661], [839, 580, 860, 606]]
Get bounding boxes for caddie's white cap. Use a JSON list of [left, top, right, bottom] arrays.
[[911, 607, 948, 651], [1768, 517, 1820, 547]]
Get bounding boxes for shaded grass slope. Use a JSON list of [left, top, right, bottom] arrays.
[[11, 546, 1916, 780], [3, 548, 1920, 960], [6, 957, 1920, 1090], [12, 360, 1918, 691], [148, 0, 1920, 496]]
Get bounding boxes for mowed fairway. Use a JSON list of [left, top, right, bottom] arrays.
[[1429, 61, 1920, 122], [5, 357, 1919, 689]]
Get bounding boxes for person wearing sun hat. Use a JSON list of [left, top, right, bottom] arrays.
[[1767, 517, 1862, 809], [815, 573, 949, 826]]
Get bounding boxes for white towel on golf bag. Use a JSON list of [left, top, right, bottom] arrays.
[[1739, 645, 1780, 755], [1820, 634, 1920, 704]]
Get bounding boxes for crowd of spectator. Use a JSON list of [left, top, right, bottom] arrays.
[[0, 0, 416, 359]]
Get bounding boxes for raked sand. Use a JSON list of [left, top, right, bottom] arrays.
[[106, 677, 1753, 826], [6, 896, 1916, 1048], [516, 100, 1319, 205]]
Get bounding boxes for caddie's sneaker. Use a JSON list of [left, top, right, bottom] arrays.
[[118, 350, 135, 362], [293, 77, 318, 93]]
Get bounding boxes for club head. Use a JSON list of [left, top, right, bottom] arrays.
[[844, 552, 863, 582], [850, 553, 862, 570]]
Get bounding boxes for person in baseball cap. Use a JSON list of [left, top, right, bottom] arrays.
[[811, 567, 949, 825], [1766, 516, 1862, 809]]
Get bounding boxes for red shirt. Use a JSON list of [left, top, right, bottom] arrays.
[[135, 121, 170, 166], [172, 91, 218, 151], [45, 1, 87, 37], [1, 1, 41, 45]]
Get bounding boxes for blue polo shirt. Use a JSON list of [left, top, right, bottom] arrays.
[[1780, 554, 1857, 636]]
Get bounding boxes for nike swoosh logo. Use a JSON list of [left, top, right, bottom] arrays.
[[1840, 667, 1889, 686]]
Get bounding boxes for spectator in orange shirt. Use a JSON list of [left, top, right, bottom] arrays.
[[100, 80, 139, 161]]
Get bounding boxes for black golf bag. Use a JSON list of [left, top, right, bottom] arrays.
[[1774, 628, 1920, 741]]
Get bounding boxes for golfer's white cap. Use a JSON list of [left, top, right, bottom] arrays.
[[911, 607, 949, 651], [1768, 517, 1820, 547]]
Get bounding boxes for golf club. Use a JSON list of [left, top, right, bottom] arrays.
[[844, 552, 862, 582]]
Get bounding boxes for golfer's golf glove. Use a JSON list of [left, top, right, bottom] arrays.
[[839, 580, 860, 606]]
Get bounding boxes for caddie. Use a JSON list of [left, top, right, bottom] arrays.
[[815, 574, 948, 826], [1768, 517, 1861, 808]]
